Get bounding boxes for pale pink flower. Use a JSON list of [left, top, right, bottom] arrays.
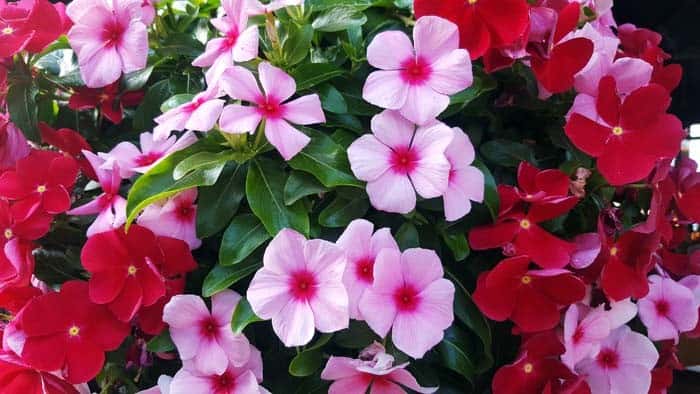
[[362, 16, 472, 125], [138, 189, 201, 250], [162, 290, 251, 375], [247, 0, 301, 15], [335, 219, 399, 320], [320, 342, 437, 394], [153, 89, 226, 141], [347, 110, 453, 214], [359, 248, 454, 359], [219, 62, 325, 160], [66, 0, 149, 88], [576, 325, 658, 394], [442, 128, 483, 221], [193, 0, 259, 86], [137, 375, 172, 394], [638, 274, 699, 342], [0, 118, 30, 171], [247, 229, 349, 347], [140, 0, 158, 25], [67, 151, 126, 237], [106, 131, 197, 178], [169, 345, 265, 394]]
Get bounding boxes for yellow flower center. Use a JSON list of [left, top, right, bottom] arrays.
[[68, 325, 80, 336], [520, 219, 531, 230], [3, 229, 12, 240], [36, 185, 46, 193], [127, 265, 137, 275], [1, 27, 13, 35], [521, 275, 532, 285], [523, 363, 534, 373], [467, 0, 478, 4], [609, 246, 618, 256], [612, 126, 624, 136]]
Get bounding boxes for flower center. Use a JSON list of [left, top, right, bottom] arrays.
[[393, 285, 420, 312], [400, 57, 432, 85], [596, 348, 619, 369], [135, 151, 163, 167], [655, 300, 670, 317], [612, 126, 624, 136], [523, 363, 533, 374], [176, 204, 194, 221], [520, 275, 532, 285], [102, 20, 126, 48], [390, 146, 418, 175], [3, 229, 12, 240], [1, 27, 13, 35], [36, 185, 46, 193], [200, 317, 219, 338], [467, 0, 478, 4], [211, 371, 236, 391], [572, 326, 585, 344], [127, 265, 137, 276], [355, 257, 374, 284], [519, 219, 531, 229], [289, 270, 318, 301], [257, 97, 284, 119], [224, 29, 239, 48], [609, 246, 618, 257], [68, 325, 80, 337]]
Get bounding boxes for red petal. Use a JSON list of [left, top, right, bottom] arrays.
[[86, 305, 129, 350], [620, 84, 671, 131], [476, 0, 530, 47], [100, 99, 124, 124], [13, 210, 52, 240], [80, 229, 130, 272], [516, 161, 540, 195], [21, 334, 67, 372], [469, 221, 520, 250], [88, 270, 126, 304], [595, 76, 621, 127], [597, 140, 657, 186], [678, 185, 700, 222], [652, 63, 683, 93], [511, 285, 561, 332], [564, 114, 612, 158], [554, 3, 582, 43], [157, 236, 197, 276], [108, 277, 143, 322], [528, 196, 579, 223], [533, 38, 594, 94], [601, 256, 649, 301], [138, 263, 166, 307], [535, 170, 571, 198], [68, 90, 99, 110], [514, 224, 574, 269], [41, 186, 71, 214], [48, 156, 79, 189], [0, 171, 29, 199], [473, 273, 515, 322], [20, 292, 69, 336], [64, 340, 104, 384], [535, 273, 585, 306]]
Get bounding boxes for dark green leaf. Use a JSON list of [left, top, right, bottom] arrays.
[[319, 84, 348, 114], [312, 6, 368, 32], [220, 214, 271, 266], [284, 171, 328, 205], [480, 139, 535, 168], [439, 326, 476, 383], [230, 298, 263, 334], [307, 0, 375, 11], [288, 334, 333, 377], [7, 81, 39, 142], [146, 330, 175, 353], [173, 151, 239, 180], [292, 63, 345, 91], [202, 259, 262, 297], [156, 32, 204, 58], [318, 196, 368, 228], [395, 222, 419, 249], [160, 93, 195, 113], [283, 24, 314, 66], [441, 231, 470, 261], [473, 160, 499, 219], [122, 66, 154, 91], [133, 80, 174, 131], [197, 163, 247, 238], [288, 128, 362, 188], [334, 320, 380, 349]]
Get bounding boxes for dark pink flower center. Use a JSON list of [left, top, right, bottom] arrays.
[[200, 317, 219, 338], [102, 20, 126, 48], [210, 371, 235, 392], [400, 57, 432, 85], [596, 348, 619, 369], [289, 270, 317, 301], [257, 97, 284, 119], [224, 29, 239, 48], [572, 326, 584, 344], [176, 202, 194, 221], [393, 284, 420, 312], [354, 257, 374, 284], [185, 96, 207, 113], [390, 146, 418, 175], [135, 152, 163, 167], [655, 299, 670, 317]]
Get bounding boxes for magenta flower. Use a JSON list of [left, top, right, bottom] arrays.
[[576, 325, 658, 394], [138, 189, 201, 250], [320, 342, 437, 394], [347, 110, 453, 214], [638, 275, 698, 341], [106, 131, 197, 178], [162, 290, 251, 375], [362, 16, 472, 125], [154, 89, 226, 141], [192, 0, 259, 85], [359, 248, 454, 359], [442, 128, 483, 221], [335, 219, 399, 320], [218, 62, 326, 160], [66, 0, 149, 88], [247, 229, 349, 347], [67, 151, 126, 237]]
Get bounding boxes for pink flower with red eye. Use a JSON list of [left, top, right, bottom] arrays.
[[637, 275, 699, 342], [576, 325, 659, 394], [0, 150, 79, 221], [442, 127, 484, 221], [247, 228, 349, 347], [163, 290, 251, 375], [359, 248, 454, 359], [347, 110, 453, 214], [335, 219, 399, 320], [362, 16, 472, 125], [192, 0, 259, 85], [66, 0, 148, 88], [153, 89, 226, 141], [68, 151, 126, 237], [138, 189, 201, 250], [219, 62, 326, 160], [106, 131, 197, 178]]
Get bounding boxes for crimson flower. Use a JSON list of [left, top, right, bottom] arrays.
[[0, 238, 34, 295], [137, 277, 185, 336], [565, 76, 684, 185], [0, 150, 79, 220], [473, 256, 585, 332], [68, 82, 145, 124], [10, 280, 129, 384], [0, 352, 78, 394], [39, 122, 96, 180], [0, 199, 52, 248], [80, 225, 197, 322], [469, 162, 579, 269], [0, 0, 66, 58], [670, 157, 700, 223], [413, 0, 530, 60]]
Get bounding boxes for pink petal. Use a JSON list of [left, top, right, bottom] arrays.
[[410, 122, 453, 198], [258, 62, 296, 102], [211, 289, 242, 325], [616, 327, 659, 369], [608, 57, 653, 95], [366, 171, 416, 214], [221, 66, 263, 102], [363, 70, 409, 110], [309, 283, 349, 333], [328, 376, 372, 394], [185, 99, 225, 132], [219, 104, 263, 134], [445, 128, 475, 168], [117, 22, 148, 73], [367, 30, 414, 70], [607, 364, 653, 394], [371, 228, 399, 256], [231, 370, 260, 394], [191, 337, 230, 375], [336, 219, 374, 261], [303, 239, 346, 280], [347, 135, 392, 182], [388, 368, 438, 393], [247, 268, 293, 320], [264, 119, 310, 160], [401, 249, 444, 290], [192, 38, 228, 67], [443, 166, 484, 221], [282, 94, 325, 125], [217, 330, 251, 367], [399, 84, 450, 125], [262, 228, 307, 274], [272, 299, 315, 346], [370, 109, 415, 148], [78, 45, 123, 88], [413, 16, 460, 63], [232, 25, 260, 62], [427, 49, 473, 95], [170, 368, 212, 394], [163, 295, 209, 328], [321, 357, 362, 380]]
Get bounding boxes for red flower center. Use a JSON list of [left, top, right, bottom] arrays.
[[355, 257, 374, 283], [572, 326, 585, 344], [289, 270, 317, 301], [596, 348, 619, 369], [390, 146, 418, 175], [257, 97, 284, 119], [393, 284, 420, 312], [224, 29, 239, 48], [102, 20, 126, 48], [176, 203, 194, 221], [210, 371, 236, 391], [200, 317, 219, 338], [400, 57, 432, 85], [655, 300, 670, 317], [135, 152, 163, 167]]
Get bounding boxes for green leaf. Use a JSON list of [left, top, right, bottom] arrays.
[[122, 66, 154, 91], [156, 32, 204, 58], [197, 163, 247, 238], [312, 6, 368, 31], [246, 158, 310, 235], [146, 330, 175, 353], [439, 326, 476, 383], [441, 231, 470, 261], [283, 24, 314, 66], [230, 298, 263, 334], [480, 139, 535, 168], [288, 128, 362, 188], [220, 214, 271, 266], [292, 63, 345, 91], [160, 93, 195, 113], [473, 160, 499, 219], [334, 320, 380, 349], [289, 334, 333, 377], [307, 0, 375, 11], [318, 196, 369, 228], [395, 222, 419, 249], [173, 151, 238, 180], [133, 80, 174, 131], [7, 81, 39, 142], [319, 84, 348, 114], [202, 259, 262, 297], [284, 171, 328, 205]]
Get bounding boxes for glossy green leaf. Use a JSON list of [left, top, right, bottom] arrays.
[[7, 81, 39, 142], [395, 222, 420, 249], [288, 128, 362, 188], [133, 80, 174, 131], [173, 151, 239, 180], [312, 6, 368, 31], [319, 84, 348, 114], [202, 259, 262, 297], [288, 334, 333, 377], [230, 298, 263, 334], [122, 66, 154, 91], [473, 160, 499, 220], [438, 326, 476, 383], [318, 196, 369, 228], [160, 93, 194, 113], [284, 171, 328, 206], [441, 231, 470, 262], [292, 63, 345, 91], [197, 163, 247, 238], [283, 24, 314, 66], [480, 139, 535, 168], [219, 214, 271, 266], [334, 320, 380, 349], [146, 330, 175, 353]]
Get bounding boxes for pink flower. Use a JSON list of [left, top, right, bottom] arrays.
[[169, 344, 265, 394], [192, 0, 259, 85], [153, 90, 226, 141], [137, 375, 172, 394], [247, 229, 349, 347], [320, 342, 437, 394], [359, 248, 454, 359], [0, 117, 30, 171], [638, 275, 699, 342], [362, 16, 472, 125], [66, 0, 149, 88], [141, 0, 157, 25], [106, 131, 197, 177], [219, 62, 325, 160], [576, 325, 658, 394], [162, 290, 251, 375], [347, 110, 453, 214], [138, 189, 201, 250], [442, 128, 483, 221], [68, 151, 126, 237], [247, 0, 301, 15], [335, 219, 399, 320]]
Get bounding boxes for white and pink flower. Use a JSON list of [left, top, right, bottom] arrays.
[[638, 274, 699, 342], [138, 189, 201, 250], [442, 128, 484, 221], [153, 89, 226, 141], [106, 131, 197, 178]]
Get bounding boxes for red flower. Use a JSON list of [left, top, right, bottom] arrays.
[[12, 280, 129, 384], [596, 230, 659, 301], [0, 284, 42, 314], [528, 4, 594, 94], [0, 0, 65, 57], [0, 238, 34, 294], [0, 150, 79, 220], [473, 256, 585, 332], [671, 157, 700, 223], [413, 0, 530, 60], [565, 76, 684, 185], [0, 352, 78, 394], [69, 82, 145, 124], [39, 122, 96, 180], [617, 24, 682, 93], [137, 277, 185, 335], [80, 225, 197, 322], [469, 162, 579, 269]]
